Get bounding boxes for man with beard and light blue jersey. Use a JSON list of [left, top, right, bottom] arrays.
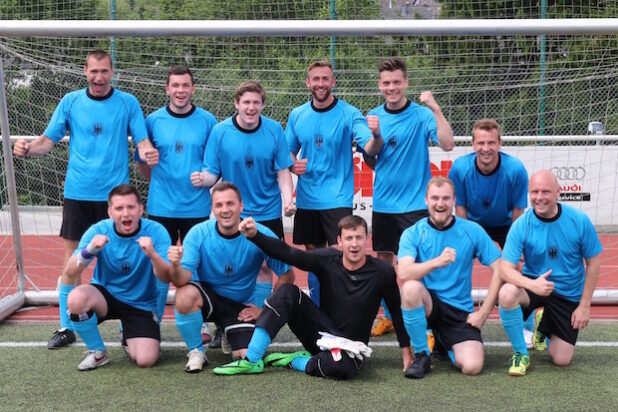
[[397, 177, 502, 379], [136, 65, 217, 325], [168, 182, 294, 373], [13, 49, 157, 350], [365, 57, 454, 338], [498, 170, 602, 377], [285, 59, 383, 305], [65, 184, 171, 371]]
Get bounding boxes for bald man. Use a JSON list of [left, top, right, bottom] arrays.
[[497, 170, 602, 377]]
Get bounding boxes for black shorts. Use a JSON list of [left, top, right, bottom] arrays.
[[427, 292, 482, 350], [256, 217, 284, 240], [293, 207, 352, 246], [521, 282, 580, 345], [93, 284, 160, 341], [372, 210, 428, 254], [481, 225, 511, 249], [189, 281, 255, 352], [148, 215, 208, 244], [60, 199, 109, 241]]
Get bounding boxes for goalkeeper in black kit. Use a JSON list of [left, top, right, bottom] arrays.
[[213, 215, 412, 379]]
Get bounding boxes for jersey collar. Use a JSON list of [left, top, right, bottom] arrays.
[[427, 215, 456, 231], [533, 203, 562, 222], [113, 219, 142, 238], [166, 104, 196, 118], [310, 96, 338, 113], [232, 115, 262, 134], [215, 222, 241, 239], [86, 87, 114, 101], [384, 99, 411, 115], [475, 152, 502, 176]]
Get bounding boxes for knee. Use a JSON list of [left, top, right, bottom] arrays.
[[174, 285, 200, 314], [269, 283, 298, 302], [498, 283, 521, 309], [66, 286, 90, 312], [133, 351, 159, 368], [400, 280, 424, 308], [460, 359, 483, 376], [549, 350, 573, 367]]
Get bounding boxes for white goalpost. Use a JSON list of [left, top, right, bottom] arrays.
[[2, 16, 618, 320]]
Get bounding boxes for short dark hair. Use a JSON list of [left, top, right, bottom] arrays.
[[338, 215, 368, 235], [85, 49, 112, 67], [307, 59, 333, 77], [108, 184, 142, 206], [472, 118, 502, 142], [211, 181, 243, 202], [234, 80, 266, 103], [378, 57, 408, 78], [167, 65, 194, 85]]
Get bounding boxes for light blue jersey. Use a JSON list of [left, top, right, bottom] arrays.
[[75, 218, 171, 312], [285, 98, 373, 209], [449, 152, 528, 227], [502, 204, 602, 302], [44, 88, 148, 201], [139, 105, 217, 218], [180, 219, 291, 304], [204, 116, 292, 220], [367, 100, 438, 213], [398, 217, 501, 312]]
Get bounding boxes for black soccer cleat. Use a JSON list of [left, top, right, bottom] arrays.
[[47, 328, 76, 349], [405, 352, 432, 379]]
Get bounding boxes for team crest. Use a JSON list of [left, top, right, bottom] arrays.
[[121, 262, 131, 274], [314, 134, 324, 149], [175, 141, 184, 153], [388, 137, 398, 149], [93, 123, 103, 136], [224, 263, 235, 276], [548, 247, 558, 259], [245, 156, 254, 169], [482, 199, 491, 209]]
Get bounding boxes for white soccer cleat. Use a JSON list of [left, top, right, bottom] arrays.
[[523, 329, 534, 350], [221, 332, 231, 355], [78, 350, 109, 371], [184, 348, 208, 373]]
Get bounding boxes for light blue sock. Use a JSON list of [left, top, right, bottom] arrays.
[[71, 312, 105, 351], [523, 309, 535, 332], [499, 305, 528, 355], [381, 299, 392, 321], [155, 279, 169, 324], [245, 327, 271, 363], [253, 282, 272, 308], [59, 283, 76, 330], [291, 356, 311, 372], [447, 349, 456, 366], [175, 309, 204, 352], [402, 305, 429, 355], [307, 272, 320, 307], [546, 337, 551, 348]]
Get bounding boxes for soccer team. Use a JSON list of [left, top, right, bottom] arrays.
[[13, 50, 603, 379]]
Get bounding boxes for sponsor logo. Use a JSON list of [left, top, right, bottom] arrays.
[[548, 247, 558, 259], [314, 134, 324, 149], [224, 264, 234, 276], [551, 166, 586, 181], [93, 123, 103, 136], [387, 137, 398, 149], [482, 199, 491, 209], [122, 262, 131, 274], [175, 141, 184, 153], [245, 156, 254, 169]]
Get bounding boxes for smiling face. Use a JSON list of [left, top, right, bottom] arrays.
[[337, 225, 368, 270], [529, 170, 560, 219], [378, 69, 409, 110], [426, 181, 455, 229], [84, 55, 113, 97], [306, 65, 336, 107], [108, 193, 143, 235], [472, 127, 502, 172], [211, 188, 243, 236], [234, 91, 263, 130], [166, 73, 195, 114]]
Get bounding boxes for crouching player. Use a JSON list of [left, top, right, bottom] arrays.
[[66, 184, 171, 371], [212, 215, 412, 380], [398, 177, 502, 378], [167, 182, 294, 373]]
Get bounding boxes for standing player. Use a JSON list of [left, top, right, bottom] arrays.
[[397, 177, 502, 379], [366, 57, 454, 337], [213, 215, 411, 380], [168, 182, 294, 373], [192, 80, 294, 312], [136, 65, 217, 324], [65, 184, 170, 370], [285, 59, 384, 304], [498, 170, 602, 376], [13, 50, 156, 349]]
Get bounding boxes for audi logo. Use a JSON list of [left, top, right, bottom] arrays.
[[550, 166, 586, 181]]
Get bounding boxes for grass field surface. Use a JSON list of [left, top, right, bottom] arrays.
[[1, 320, 617, 411]]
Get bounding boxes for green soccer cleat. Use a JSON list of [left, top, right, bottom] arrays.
[[533, 309, 547, 351], [264, 351, 311, 368], [508, 352, 530, 377], [212, 358, 264, 375]]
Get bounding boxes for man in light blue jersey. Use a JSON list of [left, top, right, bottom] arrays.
[[498, 170, 602, 377], [366, 57, 454, 337], [136, 65, 217, 326], [13, 50, 157, 349], [168, 182, 294, 373], [192, 81, 295, 318], [397, 177, 502, 379], [64, 184, 171, 371], [285, 59, 384, 305]]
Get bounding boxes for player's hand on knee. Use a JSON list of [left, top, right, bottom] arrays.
[[238, 218, 258, 238], [137, 236, 154, 257], [238, 304, 261, 322], [531, 270, 554, 296], [466, 311, 486, 330], [291, 158, 308, 176], [436, 247, 456, 267], [13, 139, 30, 157], [571, 304, 590, 330]]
